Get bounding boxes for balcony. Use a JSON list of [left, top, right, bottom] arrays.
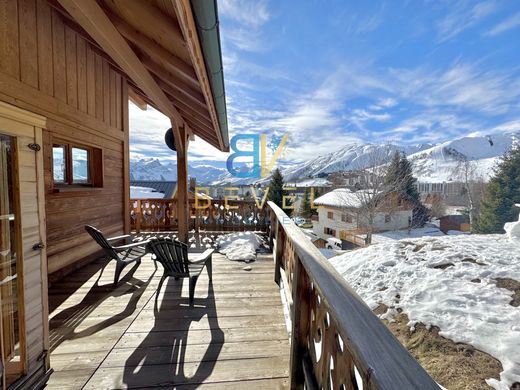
[[47, 201, 438, 389]]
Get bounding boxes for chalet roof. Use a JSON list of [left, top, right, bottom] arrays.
[[314, 189, 364, 208], [56, 0, 229, 151], [130, 180, 177, 199]]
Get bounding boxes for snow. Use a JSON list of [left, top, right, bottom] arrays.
[[215, 232, 265, 262], [130, 186, 165, 199], [371, 226, 445, 244], [504, 204, 520, 244], [286, 178, 331, 187], [329, 233, 520, 389], [313, 188, 363, 208]]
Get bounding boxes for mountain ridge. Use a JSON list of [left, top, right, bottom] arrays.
[[130, 132, 519, 185]]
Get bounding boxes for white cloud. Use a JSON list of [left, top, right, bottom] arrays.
[[485, 11, 520, 36], [436, 1, 497, 42], [129, 102, 229, 163], [219, 0, 272, 53], [218, 0, 270, 29], [390, 63, 520, 115]]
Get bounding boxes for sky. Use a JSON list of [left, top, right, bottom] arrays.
[[130, 0, 520, 168]]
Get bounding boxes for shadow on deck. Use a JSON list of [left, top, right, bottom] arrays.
[[46, 252, 290, 389]]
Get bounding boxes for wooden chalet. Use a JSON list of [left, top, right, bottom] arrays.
[[0, 0, 227, 387], [0, 0, 442, 389]]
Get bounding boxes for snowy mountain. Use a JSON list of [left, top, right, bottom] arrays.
[[130, 132, 519, 186], [130, 159, 227, 184], [407, 133, 518, 182], [277, 143, 433, 182]]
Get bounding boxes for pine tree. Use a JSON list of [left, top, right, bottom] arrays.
[[384, 151, 401, 187], [267, 168, 287, 212], [473, 146, 520, 233], [300, 188, 313, 219], [384, 151, 428, 226]]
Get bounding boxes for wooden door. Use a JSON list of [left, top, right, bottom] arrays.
[[0, 102, 48, 389]]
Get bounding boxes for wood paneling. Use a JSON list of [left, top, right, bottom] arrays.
[[1, 0, 124, 132], [0, 0, 129, 274]]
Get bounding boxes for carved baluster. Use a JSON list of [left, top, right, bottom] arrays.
[[289, 256, 311, 389], [135, 199, 141, 233]]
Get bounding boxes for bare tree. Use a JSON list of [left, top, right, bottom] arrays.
[[428, 193, 447, 219], [453, 157, 485, 225], [335, 145, 396, 244]]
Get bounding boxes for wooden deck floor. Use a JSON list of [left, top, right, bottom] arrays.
[[46, 252, 290, 389]]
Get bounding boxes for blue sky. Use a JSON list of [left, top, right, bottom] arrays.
[[130, 0, 520, 167]]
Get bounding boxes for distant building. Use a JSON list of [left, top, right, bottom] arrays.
[[312, 188, 413, 241], [130, 180, 177, 199], [416, 181, 485, 206], [131, 178, 211, 200]]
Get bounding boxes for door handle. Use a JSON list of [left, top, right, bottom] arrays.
[[32, 242, 45, 251]]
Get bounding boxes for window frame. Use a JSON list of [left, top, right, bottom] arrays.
[[51, 139, 103, 189], [341, 213, 352, 223], [327, 211, 334, 220]]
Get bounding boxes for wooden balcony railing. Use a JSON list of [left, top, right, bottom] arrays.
[[130, 198, 269, 233], [268, 201, 439, 389]]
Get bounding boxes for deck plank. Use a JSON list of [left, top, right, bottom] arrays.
[[47, 252, 290, 389]]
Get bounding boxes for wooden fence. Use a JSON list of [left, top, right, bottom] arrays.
[[130, 198, 269, 233], [268, 201, 439, 389], [340, 230, 368, 247]]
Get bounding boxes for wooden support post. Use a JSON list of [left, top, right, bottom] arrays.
[[122, 79, 130, 234], [289, 257, 311, 389], [175, 120, 189, 243]]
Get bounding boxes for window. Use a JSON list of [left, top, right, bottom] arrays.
[[52, 140, 103, 188], [53, 145, 66, 183], [327, 211, 334, 220], [385, 214, 391, 223], [324, 227, 336, 236], [341, 214, 352, 223]]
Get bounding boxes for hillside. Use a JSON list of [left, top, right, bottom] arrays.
[[130, 132, 519, 186]]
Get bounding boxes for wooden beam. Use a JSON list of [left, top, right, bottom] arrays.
[[155, 79, 210, 124], [175, 121, 189, 244], [108, 14, 199, 90], [172, 0, 225, 151], [57, 0, 185, 150], [102, 0, 190, 64], [128, 87, 147, 110], [122, 79, 131, 234], [142, 55, 206, 108]]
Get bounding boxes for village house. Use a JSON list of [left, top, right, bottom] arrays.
[[312, 188, 413, 242]]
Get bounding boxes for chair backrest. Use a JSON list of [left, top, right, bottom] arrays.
[[147, 237, 190, 276], [85, 225, 118, 260]]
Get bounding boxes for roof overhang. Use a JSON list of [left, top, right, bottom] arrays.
[[55, 0, 229, 152]]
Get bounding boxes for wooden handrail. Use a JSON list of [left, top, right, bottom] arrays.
[[268, 201, 439, 390]]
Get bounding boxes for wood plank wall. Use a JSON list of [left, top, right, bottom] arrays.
[[0, 0, 129, 275]]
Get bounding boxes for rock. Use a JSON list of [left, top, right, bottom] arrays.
[[242, 265, 252, 271]]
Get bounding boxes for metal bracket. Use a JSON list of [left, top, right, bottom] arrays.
[[32, 242, 45, 251], [28, 143, 41, 152]]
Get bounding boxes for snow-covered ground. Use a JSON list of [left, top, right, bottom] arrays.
[[330, 231, 520, 389], [371, 226, 445, 244], [215, 232, 265, 261]]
